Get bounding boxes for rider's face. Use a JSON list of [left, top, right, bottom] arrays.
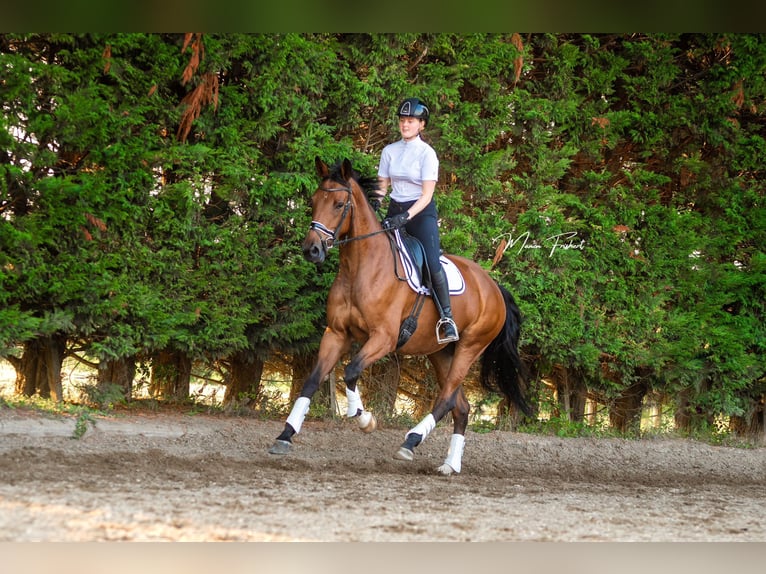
[[399, 116, 424, 140]]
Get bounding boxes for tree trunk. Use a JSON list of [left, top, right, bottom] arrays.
[[551, 364, 588, 422], [12, 335, 67, 401], [149, 350, 191, 400], [399, 356, 439, 420], [674, 382, 715, 434], [224, 351, 264, 407], [584, 397, 599, 426], [289, 352, 315, 402], [97, 356, 136, 400], [609, 379, 648, 433], [674, 388, 693, 432], [730, 392, 765, 443], [363, 355, 400, 420]]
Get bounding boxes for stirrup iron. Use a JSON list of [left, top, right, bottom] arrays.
[[436, 317, 459, 344]]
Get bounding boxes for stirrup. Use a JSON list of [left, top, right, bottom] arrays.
[[436, 317, 460, 344]]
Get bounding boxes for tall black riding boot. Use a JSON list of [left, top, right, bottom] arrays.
[[430, 267, 459, 343]]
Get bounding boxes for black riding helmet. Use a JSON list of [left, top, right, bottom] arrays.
[[397, 97, 430, 126]]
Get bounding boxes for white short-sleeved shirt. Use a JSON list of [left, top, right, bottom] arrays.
[[377, 136, 439, 202]]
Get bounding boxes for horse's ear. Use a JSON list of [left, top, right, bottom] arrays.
[[341, 158, 353, 181], [315, 156, 329, 178]]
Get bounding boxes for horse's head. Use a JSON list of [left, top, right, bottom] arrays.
[[302, 157, 356, 264]]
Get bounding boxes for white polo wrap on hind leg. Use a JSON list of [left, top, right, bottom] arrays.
[[345, 386, 364, 417], [406, 413, 436, 442], [286, 396, 311, 434], [443, 433, 466, 474]]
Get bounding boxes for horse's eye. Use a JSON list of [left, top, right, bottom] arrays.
[[335, 201, 345, 210]]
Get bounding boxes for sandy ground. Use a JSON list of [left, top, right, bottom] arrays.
[[1, 405, 765, 543]]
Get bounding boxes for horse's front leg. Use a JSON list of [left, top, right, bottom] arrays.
[[344, 363, 377, 433], [342, 330, 398, 433], [268, 330, 350, 455]]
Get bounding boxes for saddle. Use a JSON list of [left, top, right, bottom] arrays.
[[392, 230, 465, 296]]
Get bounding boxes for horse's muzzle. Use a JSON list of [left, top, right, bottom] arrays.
[[302, 236, 327, 264]]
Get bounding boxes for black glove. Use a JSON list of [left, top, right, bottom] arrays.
[[368, 193, 385, 212], [382, 212, 409, 230]]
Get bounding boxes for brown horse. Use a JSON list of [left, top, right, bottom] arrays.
[[268, 158, 530, 474]]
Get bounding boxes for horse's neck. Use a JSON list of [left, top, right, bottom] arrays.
[[339, 207, 392, 275]]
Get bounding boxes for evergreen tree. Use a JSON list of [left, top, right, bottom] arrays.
[[2, 33, 764, 436]]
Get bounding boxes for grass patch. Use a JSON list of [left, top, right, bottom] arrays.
[[0, 394, 102, 439], [518, 414, 628, 439]]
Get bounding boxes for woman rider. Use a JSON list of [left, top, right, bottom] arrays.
[[377, 97, 459, 343]]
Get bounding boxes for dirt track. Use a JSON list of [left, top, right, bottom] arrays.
[[1, 406, 765, 542]]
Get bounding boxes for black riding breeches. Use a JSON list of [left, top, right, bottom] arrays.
[[387, 199, 443, 276]]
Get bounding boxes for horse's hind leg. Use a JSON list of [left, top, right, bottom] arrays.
[[396, 395, 470, 475], [436, 388, 469, 475], [394, 347, 476, 474]]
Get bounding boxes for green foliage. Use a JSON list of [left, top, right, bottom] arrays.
[[519, 415, 622, 440], [74, 382, 128, 410], [2, 33, 764, 432]]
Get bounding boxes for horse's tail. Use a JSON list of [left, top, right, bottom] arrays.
[[480, 283, 532, 417]]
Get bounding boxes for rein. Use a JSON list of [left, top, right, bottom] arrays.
[[335, 227, 389, 247]]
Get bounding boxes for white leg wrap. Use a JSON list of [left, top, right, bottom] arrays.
[[285, 396, 311, 434], [407, 413, 436, 442], [442, 433, 466, 474], [345, 386, 363, 417]]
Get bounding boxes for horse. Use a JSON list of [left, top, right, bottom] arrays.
[[268, 157, 531, 475]]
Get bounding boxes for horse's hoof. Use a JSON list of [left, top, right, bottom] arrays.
[[394, 446, 414, 461], [268, 439, 292, 455], [436, 463, 458, 476], [358, 411, 377, 433]]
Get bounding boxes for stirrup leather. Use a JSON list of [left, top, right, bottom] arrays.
[[436, 317, 460, 344]]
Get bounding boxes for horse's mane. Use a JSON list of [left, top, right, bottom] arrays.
[[327, 161, 380, 197]]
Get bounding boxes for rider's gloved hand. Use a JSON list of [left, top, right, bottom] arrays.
[[382, 212, 409, 230], [368, 193, 385, 212]]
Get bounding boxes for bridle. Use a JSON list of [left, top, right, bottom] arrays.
[[309, 181, 388, 250]]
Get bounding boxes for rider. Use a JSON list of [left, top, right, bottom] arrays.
[[377, 97, 459, 343]]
